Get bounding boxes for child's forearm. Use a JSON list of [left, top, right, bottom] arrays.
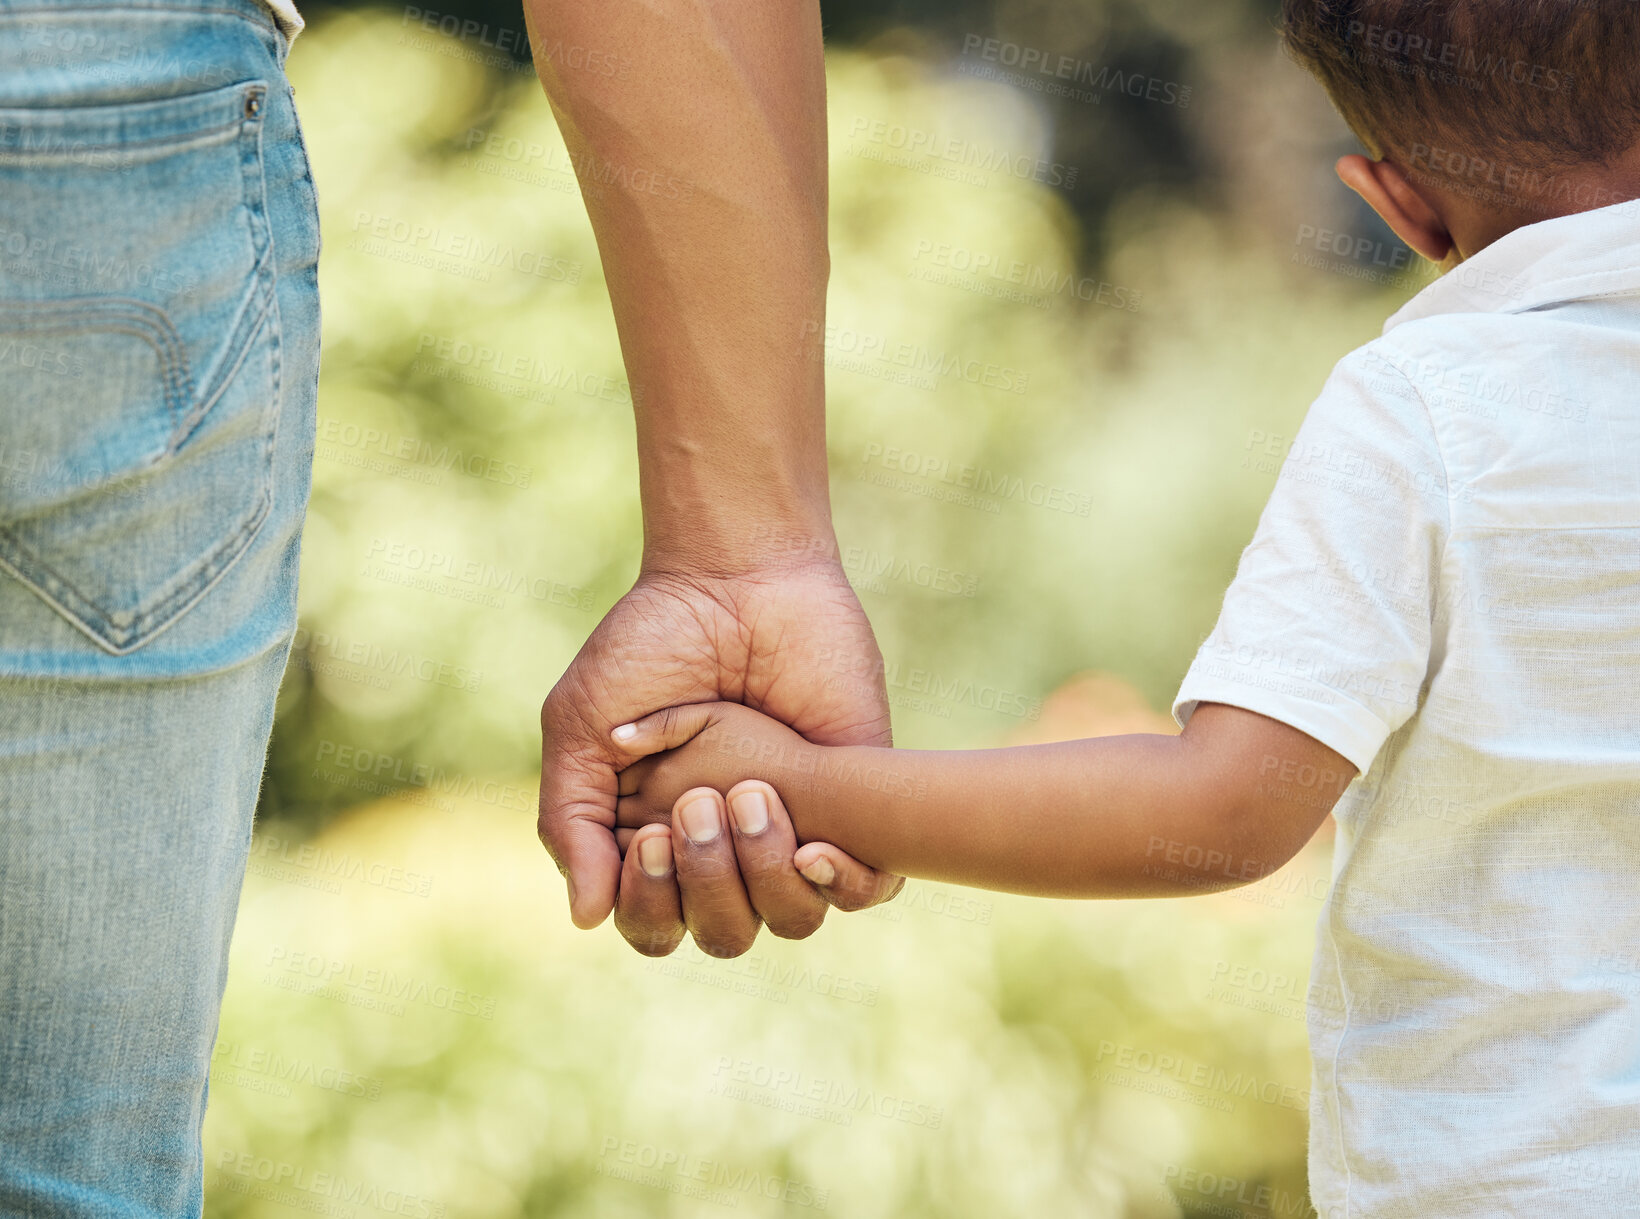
[[769, 734, 1307, 900]]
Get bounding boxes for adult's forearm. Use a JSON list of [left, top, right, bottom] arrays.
[[524, 0, 836, 572], [765, 736, 1310, 900]]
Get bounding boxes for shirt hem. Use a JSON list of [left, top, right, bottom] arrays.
[[1171, 675, 1391, 777]]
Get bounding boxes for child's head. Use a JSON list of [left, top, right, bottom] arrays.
[[1280, 1, 1640, 265]]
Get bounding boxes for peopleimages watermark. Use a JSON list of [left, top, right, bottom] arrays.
[[956, 34, 1192, 109], [348, 208, 582, 285], [316, 417, 534, 492], [860, 880, 994, 926], [1340, 21, 1574, 95], [908, 237, 1142, 312], [597, 1135, 828, 1211], [359, 535, 595, 614], [0, 222, 190, 295], [398, 6, 631, 78], [0, 333, 87, 379], [1202, 958, 1404, 1029], [248, 831, 435, 899], [816, 644, 1044, 723], [712, 732, 931, 803], [291, 626, 483, 694], [310, 738, 536, 815], [459, 127, 694, 203], [1095, 1040, 1309, 1113], [18, 24, 237, 92], [843, 546, 980, 598], [800, 320, 1030, 395], [410, 331, 629, 408], [1240, 420, 1475, 508], [212, 1040, 385, 1102], [1406, 142, 1638, 215], [0, 441, 165, 513], [859, 439, 1088, 518], [708, 1056, 945, 1129], [213, 1150, 446, 1218], [843, 115, 1079, 190], [651, 938, 881, 1007], [1156, 1161, 1311, 1218], [262, 945, 497, 1020], [1363, 346, 1591, 424], [0, 118, 134, 172], [1291, 222, 1434, 287]]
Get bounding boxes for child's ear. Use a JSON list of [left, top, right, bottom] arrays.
[[1335, 154, 1456, 266]]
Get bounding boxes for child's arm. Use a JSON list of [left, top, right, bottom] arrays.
[[612, 701, 1356, 899]]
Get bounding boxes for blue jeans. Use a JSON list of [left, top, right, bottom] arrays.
[[0, 0, 320, 1212]]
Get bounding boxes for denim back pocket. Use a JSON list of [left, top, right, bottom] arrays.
[[0, 79, 279, 655]]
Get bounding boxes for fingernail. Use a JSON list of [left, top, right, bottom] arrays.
[[679, 796, 721, 845], [637, 835, 673, 878], [729, 790, 769, 836], [612, 723, 638, 742], [800, 857, 836, 887]]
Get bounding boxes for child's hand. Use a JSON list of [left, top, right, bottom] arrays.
[[611, 702, 892, 945], [613, 701, 817, 838]]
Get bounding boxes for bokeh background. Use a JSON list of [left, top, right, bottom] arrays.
[[209, 2, 1435, 1215]]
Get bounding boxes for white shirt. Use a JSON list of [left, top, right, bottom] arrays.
[[1173, 198, 1640, 1217]]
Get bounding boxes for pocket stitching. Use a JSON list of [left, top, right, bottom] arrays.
[[0, 302, 276, 654], [0, 79, 263, 158], [0, 120, 243, 166], [170, 259, 272, 451], [0, 298, 191, 450], [0, 87, 280, 655], [0, 479, 272, 655]]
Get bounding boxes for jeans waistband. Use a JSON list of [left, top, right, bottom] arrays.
[[0, 0, 279, 39]]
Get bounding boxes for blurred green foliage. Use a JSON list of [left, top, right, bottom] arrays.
[[221, 10, 1428, 1217]]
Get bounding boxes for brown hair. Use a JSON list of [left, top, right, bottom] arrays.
[[1280, 1, 1640, 171]]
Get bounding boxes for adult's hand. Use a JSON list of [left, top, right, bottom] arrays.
[[523, 0, 900, 952], [539, 556, 905, 956]]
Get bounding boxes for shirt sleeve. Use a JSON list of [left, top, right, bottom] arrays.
[[1171, 343, 1451, 776]]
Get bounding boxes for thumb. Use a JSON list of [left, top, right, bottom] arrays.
[[537, 746, 624, 930], [543, 804, 624, 930], [609, 702, 721, 760]]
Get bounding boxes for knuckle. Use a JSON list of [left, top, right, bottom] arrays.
[[681, 852, 738, 884], [733, 839, 787, 874]]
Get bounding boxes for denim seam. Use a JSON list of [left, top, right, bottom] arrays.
[[255, 96, 284, 530], [0, 118, 241, 160]]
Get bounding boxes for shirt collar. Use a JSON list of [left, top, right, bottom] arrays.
[[1383, 196, 1640, 333]]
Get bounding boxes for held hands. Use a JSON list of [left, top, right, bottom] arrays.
[[537, 560, 904, 958], [611, 702, 848, 952], [613, 702, 818, 840]]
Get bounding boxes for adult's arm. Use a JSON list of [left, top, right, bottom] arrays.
[[524, 0, 903, 954]]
